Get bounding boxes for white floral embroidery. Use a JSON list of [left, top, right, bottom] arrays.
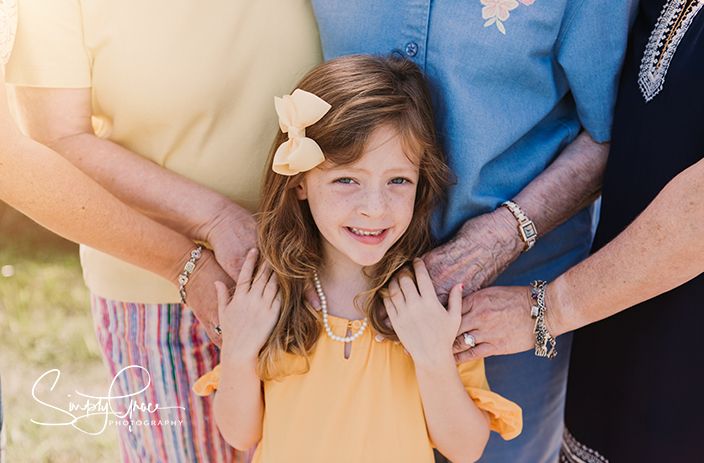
[[482, 0, 534, 35], [638, 0, 704, 102], [0, 0, 17, 66], [560, 428, 610, 463]]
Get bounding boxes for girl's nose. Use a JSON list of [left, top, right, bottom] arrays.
[[357, 188, 388, 218]]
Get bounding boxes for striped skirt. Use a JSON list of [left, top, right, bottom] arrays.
[[91, 294, 254, 463]]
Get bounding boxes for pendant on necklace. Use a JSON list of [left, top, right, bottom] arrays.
[[313, 270, 368, 343]]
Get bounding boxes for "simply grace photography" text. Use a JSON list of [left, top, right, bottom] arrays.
[[30, 365, 186, 435]]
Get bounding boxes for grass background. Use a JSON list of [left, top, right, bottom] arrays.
[[0, 201, 120, 462]]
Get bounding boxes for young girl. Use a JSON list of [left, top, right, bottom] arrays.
[[194, 55, 522, 463]]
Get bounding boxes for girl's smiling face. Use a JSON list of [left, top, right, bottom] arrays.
[[296, 125, 420, 270]]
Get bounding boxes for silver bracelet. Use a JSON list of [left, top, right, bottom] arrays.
[[530, 280, 557, 359], [178, 244, 204, 305]]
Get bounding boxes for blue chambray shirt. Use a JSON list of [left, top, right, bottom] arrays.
[[312, 0, 637, 285]]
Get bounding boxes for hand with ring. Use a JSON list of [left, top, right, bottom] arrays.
[[462, 332, 475, 348], [453, 285, 545, 363]]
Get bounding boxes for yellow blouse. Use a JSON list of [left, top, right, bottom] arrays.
[[194, 315, 522, 463]]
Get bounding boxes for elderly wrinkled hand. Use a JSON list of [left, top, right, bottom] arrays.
[[184, 248, 234, 347], [423, 208, 524, 305], [202, 201, 258, 282]]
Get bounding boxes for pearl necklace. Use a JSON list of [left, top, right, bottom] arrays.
[[313, 270, 368, 343]]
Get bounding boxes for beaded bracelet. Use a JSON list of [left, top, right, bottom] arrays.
[[178, 244, 204, 305], [530, 280, 557, 359]]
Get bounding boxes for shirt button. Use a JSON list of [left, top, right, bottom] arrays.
[[405, 42, 419, 57], [351, 320, 363, 330]]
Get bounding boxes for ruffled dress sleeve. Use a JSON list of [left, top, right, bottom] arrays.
[[459, 360, 523, 440], [193, 364, 221, 396]]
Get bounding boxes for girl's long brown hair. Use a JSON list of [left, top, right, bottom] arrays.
[[257, 55, 451, 380]]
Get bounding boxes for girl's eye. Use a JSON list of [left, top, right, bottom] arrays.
[[334, 178, 355, 184], [390, 177, 410, 185]]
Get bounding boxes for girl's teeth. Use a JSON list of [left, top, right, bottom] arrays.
[[350, 227, 383, 236]]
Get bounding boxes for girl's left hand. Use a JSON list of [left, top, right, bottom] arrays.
[[216, 249, 281, 363], [384, 259, 463, 367]]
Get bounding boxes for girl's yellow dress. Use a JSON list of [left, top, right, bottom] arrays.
[[194, 314, 522, 463]]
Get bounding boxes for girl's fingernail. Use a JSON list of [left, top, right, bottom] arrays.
[[461, 284, 465, 291], [375, 334, 383, 342]]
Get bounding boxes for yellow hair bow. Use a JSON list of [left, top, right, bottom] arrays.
[[272, 89, 332, 176]]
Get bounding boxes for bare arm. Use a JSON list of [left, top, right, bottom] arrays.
[[414, 360, 491, 463], [548, 156, 704, 335], [513, 130, 608, 239], [0, 80, 228, 341], [453, 156, 704, 360], [11, 86, 257, 281], [425, 131, 609, 303], [385, 260, 490, 462], [214, 353, 265, 450]]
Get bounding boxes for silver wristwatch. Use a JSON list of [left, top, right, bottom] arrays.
[[501, 200, 537, 251]]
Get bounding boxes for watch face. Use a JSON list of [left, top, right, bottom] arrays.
[[521, 223, 537, 240]]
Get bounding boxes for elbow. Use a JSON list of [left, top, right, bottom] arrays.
[[221, 433, 260, 452], [444, 446, 486, 463], [440, 426, 491, 463], [444, 445, 487, 463], [213, 405, 261, 451], [45, 131, 93, 154], [463, 446, 488, 463], [215, 419, 261, 451]]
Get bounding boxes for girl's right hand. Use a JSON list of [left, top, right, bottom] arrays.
[[216, 248, 281, 363]]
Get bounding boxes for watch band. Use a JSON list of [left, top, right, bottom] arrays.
[[501, 200, 537, 251]]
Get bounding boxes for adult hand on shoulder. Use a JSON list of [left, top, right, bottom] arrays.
[[452, 285, 538, 363], [197, 199, 258, 282], [184, 248, 234, 347], [423, 208, 523, 305]]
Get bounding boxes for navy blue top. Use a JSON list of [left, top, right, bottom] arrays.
[[565, 0, 704, 460]]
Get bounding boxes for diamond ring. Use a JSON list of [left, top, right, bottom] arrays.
[[463, 332, 476, 348]]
